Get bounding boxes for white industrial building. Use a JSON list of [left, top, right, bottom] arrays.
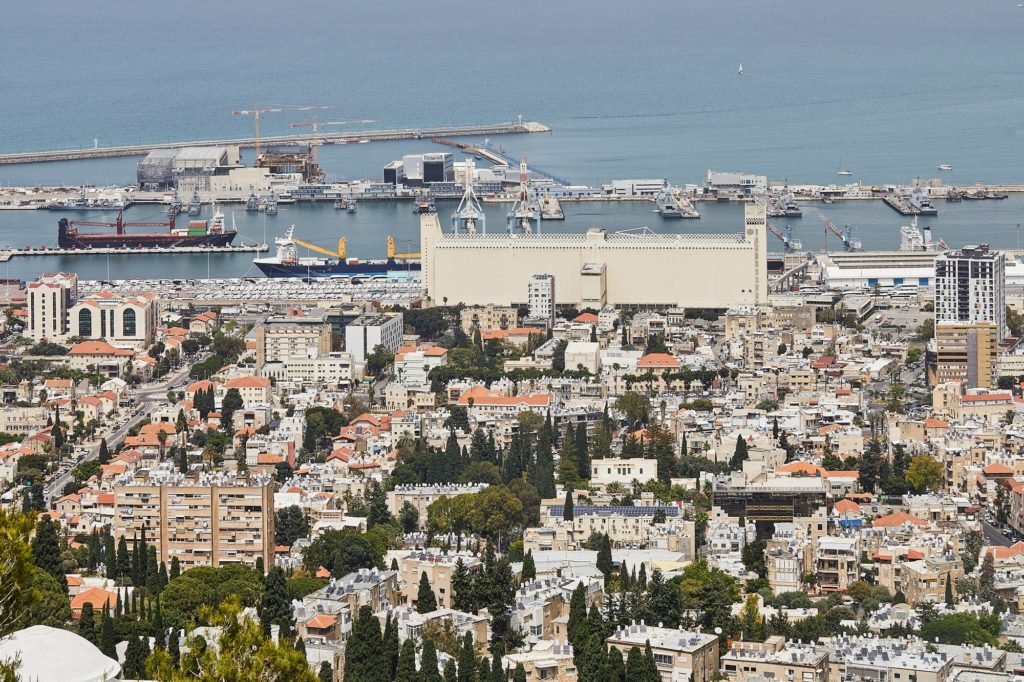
[[705, 170, 768, 194], [420, 203, 769, 309]]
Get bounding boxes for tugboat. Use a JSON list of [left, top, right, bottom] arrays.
[[187, 191, 202, 217], [245, 193, 260, 212]]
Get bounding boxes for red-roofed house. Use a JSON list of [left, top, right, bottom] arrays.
[[67, 341, 134, 375], [223, 375, 272, 405], [456, 385, 553, 416], [872, 511, 928, 529], [71, 586, 118, 617]]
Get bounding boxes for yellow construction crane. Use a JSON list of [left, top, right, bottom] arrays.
[[231, 104, 331, 159], [293, 236, 347, 260], [387, 235, 420, 259]]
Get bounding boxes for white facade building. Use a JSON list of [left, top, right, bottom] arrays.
[[27, 273, 77, 341], [345, 313, 404, 367], [528, 274, 555, 323]]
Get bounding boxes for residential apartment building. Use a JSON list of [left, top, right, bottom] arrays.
[[528, 274, 555, 324], [255, 311, 332, 369], [345, 312, 403, 367], [934, 321, 998, 389], [503, 642, 578, 682], [261, 351, 353, 389], [27, 272, 77, 341], [897, 555, 964, 605], [386, 483, 488, 531], [721, 636, 829, 682], [395, 550, 481, 610], [815, 536, 860, 592], [111, 467, 275, 570], [294, 568, 400, 644], [934, 244, 1006, 341], [825, 634, 954, 682], [606, 623, 720, 682], [460, 305, 518, 333], [590, 457, 659, 489]]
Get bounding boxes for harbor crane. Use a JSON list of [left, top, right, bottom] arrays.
[[766, 220, 802, 252], [387, 236, 420, 259], [292, 235, 347, 260], [452, 158, 485, 234], [506, 157, 539, 234], [71, 210, 176, 233], [231, 104, 331, 159], [289, 118, 377, 169], [812, 208, 862, 251]]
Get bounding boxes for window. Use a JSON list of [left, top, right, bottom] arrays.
[[123, 308, 137, 337], [78, 309, 93, 336]]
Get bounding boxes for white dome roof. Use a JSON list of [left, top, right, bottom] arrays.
[[0, 625, 121, 682]]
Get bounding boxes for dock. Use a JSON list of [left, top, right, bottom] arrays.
[[538, 196, 565, 220], [0, 243, 268, 261], [0, 121, 552, 166], [882, 194, 919, 216]]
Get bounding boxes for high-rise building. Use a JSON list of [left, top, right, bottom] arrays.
[[528, 274, 555, 323], [112, 468, 275, 570], [934, 244, 1005, 340], [27, 273, 77, 341], [934, 245, 1006, 389]]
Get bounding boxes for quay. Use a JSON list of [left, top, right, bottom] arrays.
[[882, 194, 918, 216], [0, 243, 268, 261], [0, 121, 552, 166], [539, 195, 565, 220]]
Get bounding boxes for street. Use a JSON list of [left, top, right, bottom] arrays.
[[44, 359, 197, 505]]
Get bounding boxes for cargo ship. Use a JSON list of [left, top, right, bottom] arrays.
[[57, 207, 236, 249], [253, 226, 420, 278]]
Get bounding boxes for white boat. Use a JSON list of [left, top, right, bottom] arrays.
[[937, 164, 953, 171], [836, 157, 853, 176], [738, 63, 744, 76]]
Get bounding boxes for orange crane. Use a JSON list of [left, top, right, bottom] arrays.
[[231, 104, 331, 159], [387, 236, 420, 259], [293, 235, 347, 260], [289, 118, 377, 168]]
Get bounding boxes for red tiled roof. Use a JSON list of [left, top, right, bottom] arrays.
[[873, 511, 928, 528]]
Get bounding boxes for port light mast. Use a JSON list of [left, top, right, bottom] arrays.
[[232, 104, 331, 160]]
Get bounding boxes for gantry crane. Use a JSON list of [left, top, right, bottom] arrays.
[[292, 235, 347, 260], [387, 236, 420, 259], [231, 104, 331, 159], [289, 118, 377, 169], [766, 220, 802, 252], [506, 157, 538, 234], [812, 208, 862, 251]]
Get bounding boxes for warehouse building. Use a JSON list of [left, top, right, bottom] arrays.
[[419, 203, 768, 309]]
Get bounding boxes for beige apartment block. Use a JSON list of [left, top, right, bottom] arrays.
[[721, 636, 828, 682], [605, 623, 719, 682], [112, 468, 275, 570]]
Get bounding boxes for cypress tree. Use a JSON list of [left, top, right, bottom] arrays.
[[31, 516, 65, 588], [563, 488, 574, 521], [384, 613, 399, 678], [557, 424, 578, 483], [104, 534, 116, 579], [478, 658, 491, 680], [123, 637, 150, 680], [100, 605, 116, 658], [294, 636, 306, 655], [78, 602, 97, 644], [116, 536, 130, 578], [256, 556, 265, 575], [626, 647, 645, 681], [637, 563, 647, 589], [457, 633, 476, 682], [170, 556, 180, 580], [596, 534, 613, 579], [345, 605, 387, 682], [522, 550, 536, 582], [98, 437, 110, 464], [575, 421, 590, 480], [169, 627, 180, 666], [567, 583, 588, 648], [318, 662, 333, 682], [945, 576, 955, 605], [443, 660, 458, 682], [421, 638, 442, 682], [490, 651, 503, 682], [513, 663, 527, 682], [261, 566, 294, 639], [643, 641, 660, 682], [730, 434, 749, 470], [417, 571, 438, 613], [395, 638, 419, 682]]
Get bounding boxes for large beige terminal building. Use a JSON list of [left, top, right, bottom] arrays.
[[420, 203, 768, 309]]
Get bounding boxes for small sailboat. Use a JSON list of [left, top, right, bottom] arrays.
[[836, 158, 853, 176], [738, 63, 744, 76]]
